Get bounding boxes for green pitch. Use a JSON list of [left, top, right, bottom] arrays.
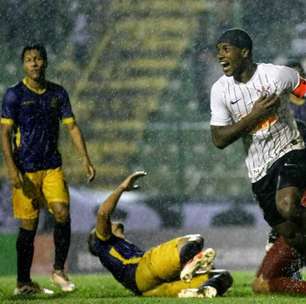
[[0, 272, 305, 304]]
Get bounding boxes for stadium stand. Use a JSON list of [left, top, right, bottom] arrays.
[[58, 0, 206, 187]]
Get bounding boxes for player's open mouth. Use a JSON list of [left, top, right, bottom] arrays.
[[220, 61, 231, 72]]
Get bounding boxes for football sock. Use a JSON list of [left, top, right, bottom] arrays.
[[199, 271, 233, 296], [53, 218, 71, 270], [16, 227, 36, 283], [179, 237, 204, 265]]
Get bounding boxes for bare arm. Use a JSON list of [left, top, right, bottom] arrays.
[[211, 94, 280, 149], [0, 123, 22, 188], [96, 171, 147, 239], [66, 121, 95, 182]]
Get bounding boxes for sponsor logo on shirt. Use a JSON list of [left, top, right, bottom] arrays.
[[230, 98, 241, 104], [21, 100, 35, 106]]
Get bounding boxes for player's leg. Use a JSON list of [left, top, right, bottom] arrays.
[[252, 236, 306, 294], [135, 234, 204, 292], [179, 270, 233, 298], [142, 273, 209, 297], [252, 149, 306, 256], [43, 167, 74, 292], [177, 234, 204, 265], [143, 270, 232, 298], [197, 270, 233, 296], [12, 172, 53, 295], [265, 227, 303, 279], [180, 247, 216, 282], [274, 149, 306, 256], [15, 219, 38, 292]]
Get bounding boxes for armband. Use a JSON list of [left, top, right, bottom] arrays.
[[292, 78, 306, 98]]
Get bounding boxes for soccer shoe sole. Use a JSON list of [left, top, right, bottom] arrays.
[[180, 248, 216, 282]]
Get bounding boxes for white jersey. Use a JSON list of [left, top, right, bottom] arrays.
[[210, 63, 305, 183]]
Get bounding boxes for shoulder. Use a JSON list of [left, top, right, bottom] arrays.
[[47, 81, 69, 96], [211, 75, 230, 97], [47, 81, 67, 94], [258, 63, 297, 78], [212, 76, 225, 89], [3, 82, 23, 102]]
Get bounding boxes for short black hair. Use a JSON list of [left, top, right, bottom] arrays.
[[21, 44, 48, 62], [217, 28, 253, 53]]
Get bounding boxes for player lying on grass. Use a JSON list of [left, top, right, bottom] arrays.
[[253, 235, 306, 294], [88, 171, 233, 298]]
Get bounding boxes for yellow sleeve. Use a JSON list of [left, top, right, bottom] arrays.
[[0, 118, 14, 125], [62, 117, 75, 125]]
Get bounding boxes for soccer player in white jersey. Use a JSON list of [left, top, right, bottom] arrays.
[[210, 28, 306, 257]]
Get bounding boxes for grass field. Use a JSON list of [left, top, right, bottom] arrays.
[[0, 272, 305, 303]]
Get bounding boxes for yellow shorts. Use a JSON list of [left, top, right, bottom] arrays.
[[135, 237, 182, 292], [142, 273, 210, 297], [12, 167, 69, 220]]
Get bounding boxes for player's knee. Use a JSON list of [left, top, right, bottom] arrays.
[[52, 204, 69, 223], [181, 234, 204, 247], [179, 235, 204, 265], [252, 275, 270, 294], [20, 219, 38, 231], [276, 195, 299, 220]]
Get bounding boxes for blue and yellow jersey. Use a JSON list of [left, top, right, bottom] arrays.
[[1, 79, 75, 172], [94, 232, 145, 294]]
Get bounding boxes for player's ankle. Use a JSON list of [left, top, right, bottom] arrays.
[[17, 280, 32, 287]]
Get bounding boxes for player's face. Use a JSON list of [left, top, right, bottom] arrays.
[[216, 43, 246, 77], [23, 49, 46, 81]]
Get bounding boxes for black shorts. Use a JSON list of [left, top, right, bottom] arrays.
[[252, 149, 306, 227]]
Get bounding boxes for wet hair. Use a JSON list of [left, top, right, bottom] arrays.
[[217, 28, 252, 53], [21, 44, 48, 62]]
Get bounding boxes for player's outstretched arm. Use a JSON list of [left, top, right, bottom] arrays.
[[95, 171, 147, 238]]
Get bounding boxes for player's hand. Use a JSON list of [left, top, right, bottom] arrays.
[[252, 93, 280, 119], [120, 171, 147, 191], [22, 175, 40, 199], [84, 160, 96, 183]]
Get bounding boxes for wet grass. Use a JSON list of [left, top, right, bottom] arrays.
[[0, 272, 305, 303]]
